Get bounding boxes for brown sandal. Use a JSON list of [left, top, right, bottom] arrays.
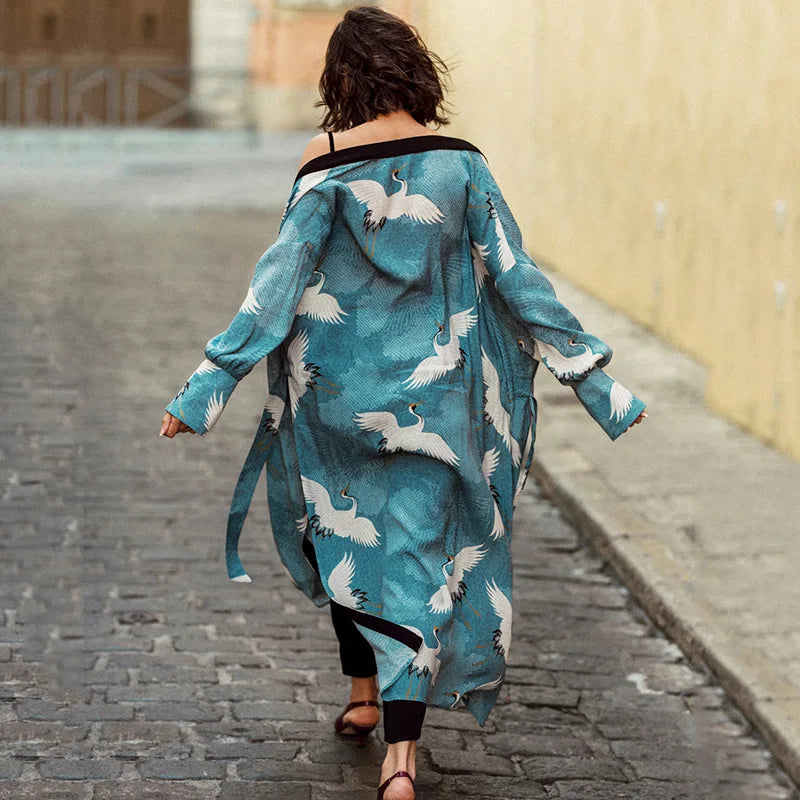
[[334, 699, 380, 747], [377, 770, 415, 800]]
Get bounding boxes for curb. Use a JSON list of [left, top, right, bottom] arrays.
[[530, 454, 800, 788]]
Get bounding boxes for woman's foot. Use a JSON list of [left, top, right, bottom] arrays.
[[379, 740, 416, 800], [342, 674, 380, 729]]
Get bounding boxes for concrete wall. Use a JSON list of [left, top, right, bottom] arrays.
[[190, 0, 253, 127], [420, 1, 800, 462]]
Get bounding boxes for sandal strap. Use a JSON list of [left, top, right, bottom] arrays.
[[345, 699, 380, 711], [377, 770, 414, 800]]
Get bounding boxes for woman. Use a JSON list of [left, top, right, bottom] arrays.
[[160, 6, 647, 799]]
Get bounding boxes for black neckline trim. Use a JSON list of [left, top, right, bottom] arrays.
[[294, 134, 484, 182]]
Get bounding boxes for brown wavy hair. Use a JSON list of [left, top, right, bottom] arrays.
[[315, 4, 454, 132]]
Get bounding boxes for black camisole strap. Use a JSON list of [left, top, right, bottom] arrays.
[[327, 130, 335, 153]]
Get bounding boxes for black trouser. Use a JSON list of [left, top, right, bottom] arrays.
[[329, 599, 426, 743]]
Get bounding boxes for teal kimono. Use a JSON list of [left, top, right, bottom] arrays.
[[165, 134, 646, 726]]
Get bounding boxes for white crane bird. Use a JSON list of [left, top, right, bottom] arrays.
[[481, 348, 521, 467], [471, 241, 490, 301], [427, 544, 487, 616], [353, 403, 459, 467], [264, 391, 285, 434], [402, 624, 442, 701], [532, 337, 605, 382], [486, 578, 512, 659], [481, 447, 506, 540], [296, 269, 348, 325], [486, 194, 516, 273], [288, 169, 330, 211], [403, 307, 477, 390], [204, 391, 225, 433], [449, 673, 504, 709], [239, 286, 263, 316], [513, 421, 534, 509], [300, 476, 380, 547], [347, 169, 444, 257], [608, 378, 634, 423], [326, 552, 372, 610], [194, 358, 222, 376], [286, 329, 339, 418]]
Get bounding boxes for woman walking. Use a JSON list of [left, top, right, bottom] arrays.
[[160, 6, 647, 799]]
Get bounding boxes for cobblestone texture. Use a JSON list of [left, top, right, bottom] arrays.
[[1, 157, 798, 799]]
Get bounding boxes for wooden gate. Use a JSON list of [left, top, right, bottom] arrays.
[[0, 0, 191, 126]]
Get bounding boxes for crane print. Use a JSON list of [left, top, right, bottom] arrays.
[[608, 378, 635, 422], [486, 194, 517, 273], [347, 167, 445, 257], [532, 337, 605, 382], [239, 286, 263, 316], [467, 187, 517, 272], [325, 552, 382, 612], [289, 169, 330, 211], [471, 241, 490, 301], [296, 269, 348, 325], [403, 307, 477, 390], [279, 168, 331, 226], [481, 446, 507, 540], [427, 544, 488, 619], [204, 391, 225, 433], [449, 673, 504, 709], [263, 391, 285, 435], [402, 624, 442, 701], [195, 358, 222, 376], [285, 329, 340, 418], [513, 420, 534, 509], [353, 403, 459, 467], [300, 476, 381, 547], [481, 348, 521, 467], [486, 578, 512, 659]]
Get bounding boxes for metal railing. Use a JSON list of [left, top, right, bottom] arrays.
[[0, 65, 251, 128]]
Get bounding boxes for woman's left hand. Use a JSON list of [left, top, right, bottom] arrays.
[[626, 410, 648, 431], [160, 412, 196, 438]]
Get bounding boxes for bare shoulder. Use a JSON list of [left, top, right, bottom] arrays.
[[297, 133, 331, 172]]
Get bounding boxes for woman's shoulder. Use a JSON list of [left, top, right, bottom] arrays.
[[297, 133, 332, 173]]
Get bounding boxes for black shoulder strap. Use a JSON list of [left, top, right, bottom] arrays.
[[327, 130, 335, 153]]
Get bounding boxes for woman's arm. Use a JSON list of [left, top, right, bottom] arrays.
[[465, 153, 646, 440], [161, 177, 335, 437]]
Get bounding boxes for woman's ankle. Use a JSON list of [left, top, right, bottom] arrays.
[[381, 740, 417, 779], [343, 675, 380, 728], [350, 674, 378, 701]]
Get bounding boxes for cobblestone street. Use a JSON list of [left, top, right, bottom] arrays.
[[1, 140, 797, 799]]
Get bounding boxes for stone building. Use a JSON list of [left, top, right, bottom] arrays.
[[0, 0, 421, 128]]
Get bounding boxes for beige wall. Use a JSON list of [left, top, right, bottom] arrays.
[[248, 0, 426, 129], [420, 1, 800, 462]]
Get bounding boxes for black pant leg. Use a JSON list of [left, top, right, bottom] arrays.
[[383, 699, 426, 742], [329, 600, 378, 678]]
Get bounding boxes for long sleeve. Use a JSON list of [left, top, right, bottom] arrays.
[[165, 178, 336, 435], [465, 153, 646, 441]]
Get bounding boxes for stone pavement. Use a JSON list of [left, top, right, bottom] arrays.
[[529, 261, 800, 787], [0, 131, 797, 799]]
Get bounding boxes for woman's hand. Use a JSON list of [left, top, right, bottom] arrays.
[[160, 412, 196, 438], [626, 410, 648, 431]]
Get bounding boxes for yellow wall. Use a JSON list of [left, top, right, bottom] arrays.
[[420, 1, 800, 462]]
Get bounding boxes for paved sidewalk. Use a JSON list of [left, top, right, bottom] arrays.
[[530, 265, 800, 785], [0, 132, 797, 798]]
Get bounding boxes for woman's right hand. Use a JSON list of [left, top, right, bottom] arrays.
[[160, 412, 196, 438], [626, 411, 648, 431]]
